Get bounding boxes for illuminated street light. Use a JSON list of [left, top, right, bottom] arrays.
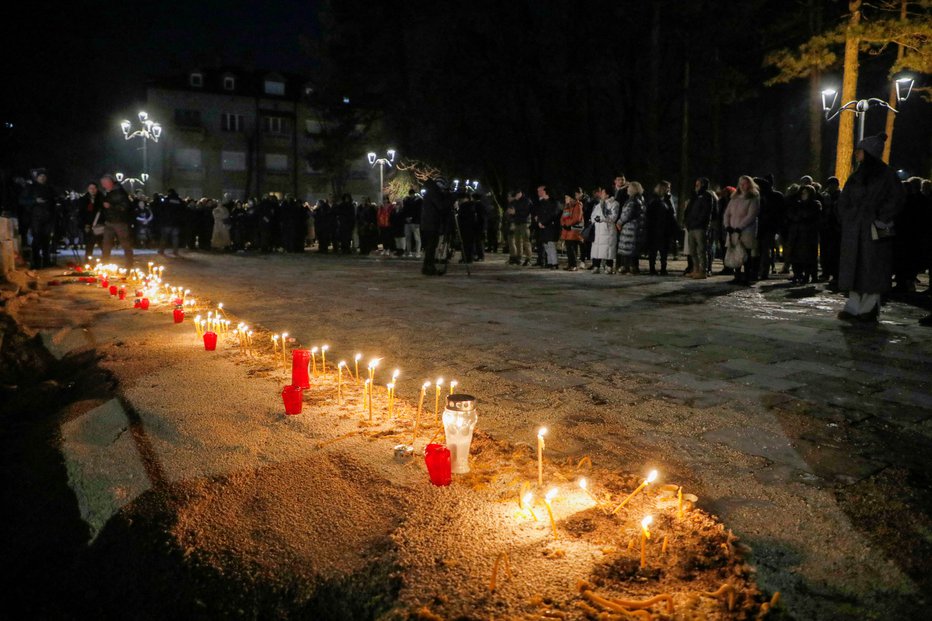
[[822, 77, 915, 142], [120, 110, 162, 187], [367, 149, 396, 201]]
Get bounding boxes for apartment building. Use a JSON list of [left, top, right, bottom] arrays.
[[144, 67, 374, 202]]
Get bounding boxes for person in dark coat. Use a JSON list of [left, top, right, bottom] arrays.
[[754, 176, 784, 280], [98, 174, 134, 268], [18, 169, 59, 268], [401, 189, 422, 257], [836, 133, 904, 322], [535, 185, 561, 269], [483, 195, 499, 253], [335, 194, 356, 254], [646, 181, 678, 275], [356, 198, 379, 255], [892, 177, 925, 294], [819, 177, 841, 287], [472, 193, 487, 261], [79, 181, 104, 262], [683, 177, 715, 278], [785, 185, 821, 284], [455, 193, 476, 263], [157, 188, 185, 256], [420, 178, 452, 275]]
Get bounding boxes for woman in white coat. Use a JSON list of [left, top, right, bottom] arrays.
[[589, 187, 620, 274], [211, 197, 232, 250]]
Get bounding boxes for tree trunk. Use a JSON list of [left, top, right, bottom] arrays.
[[807, 0, 823, 180], [679, 58, 690, 219], [834, 0, 861, 185], [647, 0, 662, 182], [882, 0, 908, 163]]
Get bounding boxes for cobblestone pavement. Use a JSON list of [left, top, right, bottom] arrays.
[[42, 250, 932, 619]]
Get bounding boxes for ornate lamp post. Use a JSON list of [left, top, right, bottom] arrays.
[[120, 111, 162, 182], [822, 75, 915, 142], [367, 149, 396, 201]]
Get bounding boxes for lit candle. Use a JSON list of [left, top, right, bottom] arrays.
[[640, 515, 653, 569], [366, 379, 373, 420], [321, 345, 329, 374], [194, 315, 203, 338], [411, 381, 430, 444], [387, 382, 395, 417], [523, 492, 538, 521], [354, 353, 362, 383], [363, 379, 371, 414], [311, 346, 318, 376], [579, 478, 599, 504], [544, 488, 559, 540], [434, 378, 444, 422], [449, 380, 458, 395], [677, 486, 683, 520], [217, 302, 226, 318], [537, 427, 547, 486], [338, 361, 346, 404], [247, 331, 254, 356], [280, 333, 289, 368], [611, 469, 659, 515]]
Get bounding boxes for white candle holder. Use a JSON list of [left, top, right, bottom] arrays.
[[442, 394, 478, 474]]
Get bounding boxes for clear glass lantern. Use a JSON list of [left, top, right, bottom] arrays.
[[442, 394, 478, 474]]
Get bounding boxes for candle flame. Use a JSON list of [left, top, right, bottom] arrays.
[[339, 360, 346, 368], [522, 492, 534, 505], [450, 380, 458, 389], [436, 377, 444, 385], [218, 303, 223, 309], [538, 427, 548, 438], [322, 345, 329, 352], [641, 515, 653, 531], [579, 478, 588, 490], [422, 381, 431, 389], [646, 469, 658, 484], [311, 346, 318, 353], [369, 358, 381, 369], [392, 368, 400, 380], [545, 488, 558, 503], [354, 353, 362, 362]]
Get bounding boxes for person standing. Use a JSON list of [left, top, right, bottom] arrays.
[[484, 195, 500, 254], [589, 187, 619, 274], [819, 177, 841, 287], [18, 169, 59, 269], [646, 181, 678, 275], [535, 185, 561, 269], [80, 181, 104, 262], [211, 198, 232, 251], [683, 177, 715, 279], [377, 196, 394, 255], [157, 189, 185, 256], [402, 189, 422, 257], [99, 174, 134, 269], [420, 178, 451, 276], [785, 184, 821, 284], [722, 175, 761, 285], [836, 133, 904, 322], [506, 190, 532, 266], [560, 191, 584, 270], [335, 194, 356, 254], [617, 182, 645, 274]]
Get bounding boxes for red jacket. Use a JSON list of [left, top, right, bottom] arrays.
[[560, 201, 584, 241]]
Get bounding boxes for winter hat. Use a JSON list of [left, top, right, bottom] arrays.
[[856, 133, 887, 161]]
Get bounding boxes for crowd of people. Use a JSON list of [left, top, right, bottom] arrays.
[[5, 133, 931, 324]]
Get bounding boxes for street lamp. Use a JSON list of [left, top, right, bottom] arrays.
[[114, 171, 149, 191], [367, 149, 396, 201], [822, 75, 915, 142], [121, 110, 162, 184]]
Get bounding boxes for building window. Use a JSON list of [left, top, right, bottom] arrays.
[[190, 73, 203, 87], [175, 148, 202, 170], [264, 80, 285, 96], [305, 119, 322, 134], [263, 116, 287, 134], [265, 153, 288, 171], [221, 151, 246, 171], [174, 109, 202, 127], [221, 113, 244, 132], [223, 76, 236, 91]]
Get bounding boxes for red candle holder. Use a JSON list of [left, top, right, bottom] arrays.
[[101, 279, 109, 289], [281, 384, 304, 415], [203, 331, 217, 351], [135, 290, 143, 297], [109, 285, 118, 296], [140, 298, 150, 310], [424, 443, 452, 486], [118, 288, 126, 300], [133, 299, 141, 308], [291, 349, 311, 389], [75, 266, 84, 273], [173, 307, 185, 324]]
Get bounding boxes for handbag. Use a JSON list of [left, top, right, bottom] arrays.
[[724, 232, 747, 268], [870, 221, 895, 241], [581, 222, 595, 244], [91, 211, 105, 236]]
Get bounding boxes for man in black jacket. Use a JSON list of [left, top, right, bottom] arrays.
[[683, 177, 715, 279], [99, 173, 134, 268], [420, 178, 452, 275], [80, 181, 104, 262], [754, 176, 784, 280], [158, 189, 185, 256], [506, 190, 532, 266], [646, 181, 678, 275], [18, 168, 59, 268], [401, 189, 422, 257]]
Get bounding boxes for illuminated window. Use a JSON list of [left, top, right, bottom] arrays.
[[221, 151, 246, 171], [264, 80, 285, 96]]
